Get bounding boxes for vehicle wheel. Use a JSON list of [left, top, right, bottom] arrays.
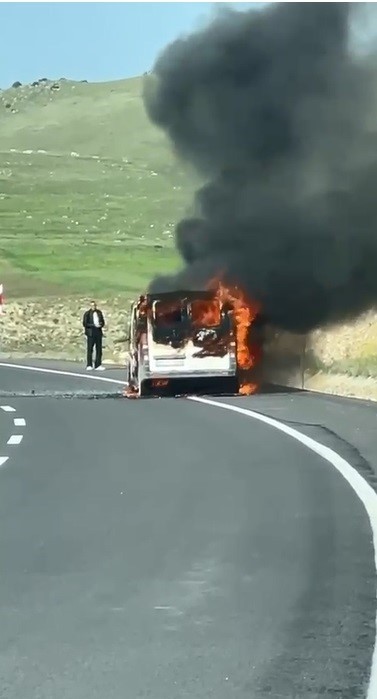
[[139, 379, 152, 397]]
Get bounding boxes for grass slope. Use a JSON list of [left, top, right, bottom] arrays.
[[1, 76, 377, 397], [0, 77, 195, 299]]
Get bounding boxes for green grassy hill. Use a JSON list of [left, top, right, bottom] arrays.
[[0, 76, 195, 299], [2, 75, 377, 401]]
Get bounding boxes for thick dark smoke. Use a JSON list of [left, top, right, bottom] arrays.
[[143, 3, 377, 333]]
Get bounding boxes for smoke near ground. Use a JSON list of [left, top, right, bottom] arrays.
[[143, 3, 377, 334]]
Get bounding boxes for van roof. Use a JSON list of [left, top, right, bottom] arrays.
[[146, 290, 216, 305]]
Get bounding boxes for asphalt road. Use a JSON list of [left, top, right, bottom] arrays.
[[0, 360, 376, 698]]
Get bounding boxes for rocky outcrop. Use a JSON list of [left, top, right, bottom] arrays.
[[1, 77, 86, 116]]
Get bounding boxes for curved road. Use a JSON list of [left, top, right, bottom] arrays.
[[0, 359, 376, 698]]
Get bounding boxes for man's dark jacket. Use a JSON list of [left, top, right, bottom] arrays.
[[82, 309, 105, 337]]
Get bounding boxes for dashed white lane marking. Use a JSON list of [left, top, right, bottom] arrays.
[[0, 361, 123, 471], [1, 404, 24, 466], [0, 362, 125, 385], [188, 395, 377, 699], [7, 435, 23, 445], [1, 360, 375, 684], [14, 418, 26, 427]]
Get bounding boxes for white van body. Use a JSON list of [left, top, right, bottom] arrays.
[[126, 291, 238, 397]]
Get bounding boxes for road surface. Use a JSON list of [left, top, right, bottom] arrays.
[[0, 359, 376, 698]]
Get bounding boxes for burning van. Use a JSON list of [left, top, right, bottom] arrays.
[[125, 290, 240, 397]]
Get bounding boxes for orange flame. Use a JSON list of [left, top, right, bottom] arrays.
[[124, 384, 139, 399], [125, 280, 263, 398], [191, 298, 221, 328], [207, 279, 262, 395]]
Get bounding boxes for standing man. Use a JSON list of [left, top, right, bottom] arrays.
[[82, 301, 105, 371]]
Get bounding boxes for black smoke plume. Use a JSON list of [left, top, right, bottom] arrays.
[[143, 2, 377, 333]]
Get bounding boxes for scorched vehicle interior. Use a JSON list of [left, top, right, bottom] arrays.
[[126, 290, 239, 397]]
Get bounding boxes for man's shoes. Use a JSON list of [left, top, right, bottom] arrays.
[[86, 366, 93, 371], [95, 365, 105, 371]]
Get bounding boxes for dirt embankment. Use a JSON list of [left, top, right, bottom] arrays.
[[0, 298, 130, 366], [1, 299, 376, 401], [304, 312, 377, 401]]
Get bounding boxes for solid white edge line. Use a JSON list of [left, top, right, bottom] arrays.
[[0, 362, 125, 385], [0, 457, 9, 467], [0, 405, 16, 412], [14, 418, 26, 427], [188, 395, 377, 698], [7, 435, 23, 445]]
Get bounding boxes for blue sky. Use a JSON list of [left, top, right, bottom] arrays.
[[0, 2, 258, 88]]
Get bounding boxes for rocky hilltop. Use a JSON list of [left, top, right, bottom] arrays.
[[0, 77, 87, 115]]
